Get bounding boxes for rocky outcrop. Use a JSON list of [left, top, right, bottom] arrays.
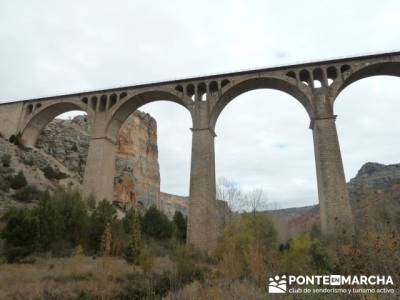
[[36, 112, 161, 210], [348, 162, 400, 191], [36, 116, 90, 179], [269, 161, 400, 243], [160, 192, 189, 219], [0, 138, 81, 215], [114, 112, 160, 209]]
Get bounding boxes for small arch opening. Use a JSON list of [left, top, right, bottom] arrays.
[[82, 97, 88, 105], [299, 69, 311, 86], [27, 104, 34, 114], [120, 92, 127, 99], [186, 84, 195, 101], [109, 94, 117, 109], [341, 64, 351, 73], [90, 96, 98, 110], [221, 79, 230, 88], [327, 66, 338, 86], [175, 85, 184, 93], [313, 68, 324, 88], [198, 82, 207, 101], [286, 71, 297, 80], [35, 103, 42, 110], [209, 81, 219, 94], [99, 95, 107, 112]]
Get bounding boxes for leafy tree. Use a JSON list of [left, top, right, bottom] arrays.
[[1, 208, 39, 262], [36, 191, 63, 252], [142, 206, 173, 240], [52, 188, 89, 248], [10, 170, 27, 190], [88, 199, 117, 253], [124, 213, 143, 265], [217, 213, 277, 281], [173, 211, 187, 242]]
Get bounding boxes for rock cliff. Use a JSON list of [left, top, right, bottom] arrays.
[[35, 112, 188, 215]]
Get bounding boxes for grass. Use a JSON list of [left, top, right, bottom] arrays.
[[0, 256, 165, 299]]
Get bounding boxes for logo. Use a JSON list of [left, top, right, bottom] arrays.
[[267, 274, 394, 295], [268, 275, 287, 293]]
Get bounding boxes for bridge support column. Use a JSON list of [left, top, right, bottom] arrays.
[[311, 114, 355, 242], [187, 102, 219, 254], [83, 137, 116, 203]]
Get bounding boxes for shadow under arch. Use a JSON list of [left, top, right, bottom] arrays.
[[106, 90, 192, 141], [334, 61, 400, 102], [210, 77, 312, 129], [21, 101, 87, 147]]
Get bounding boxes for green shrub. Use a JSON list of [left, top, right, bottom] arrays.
[[42, 165, 68, 180], [10, 170, 27, 189], [142, 206, 174, 240], [13, 185, 41, 202], [173, 211, 187, 242], [1, 208, 39, 262], [88, 199, 117, 253], [1, 154, 11, 167]]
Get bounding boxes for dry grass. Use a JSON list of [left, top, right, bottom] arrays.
[[0, 255, 175, 299]]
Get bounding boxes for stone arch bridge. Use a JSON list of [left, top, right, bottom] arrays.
[[1, 51, 399, 253]]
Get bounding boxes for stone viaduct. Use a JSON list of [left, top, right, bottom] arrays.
[[1, 51, 399, 253]]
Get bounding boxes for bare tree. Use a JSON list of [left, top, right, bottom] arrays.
[[217, 177, 269, 214]]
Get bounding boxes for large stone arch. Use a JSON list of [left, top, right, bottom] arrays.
[[21, 101, 88, 147], [209, 76, 312, 130], [332, 61, 400, 103], [105, 89, 192, 142]]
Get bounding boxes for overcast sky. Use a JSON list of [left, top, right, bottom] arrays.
[[1, 0, 400, 208]]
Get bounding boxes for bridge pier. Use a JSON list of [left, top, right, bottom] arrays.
[[311, 93, 355, 242], [187, 102, 219, 254], [83, 137, 116, 203]]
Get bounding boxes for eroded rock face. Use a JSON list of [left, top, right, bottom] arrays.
[[37, 112, 161, 209], [36, 115, 90, 179], [114, 112, 160, 209]]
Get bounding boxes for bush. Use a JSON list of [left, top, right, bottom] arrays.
[[142, 206, 174, 240], [1, 153, 11, 167], [124, 213, 142, 265], [173, 211, 187, 242], [42, 165, 68, 180], [13, 185, 41, 202], [1, 208, 39, 262], [88, 199, 117, 253], [139, 246, 154, 273], [10, 170, 27, 190]]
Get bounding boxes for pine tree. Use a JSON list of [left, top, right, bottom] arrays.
[[124, 213, 142, 265], [100, 223, 112, 257]]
